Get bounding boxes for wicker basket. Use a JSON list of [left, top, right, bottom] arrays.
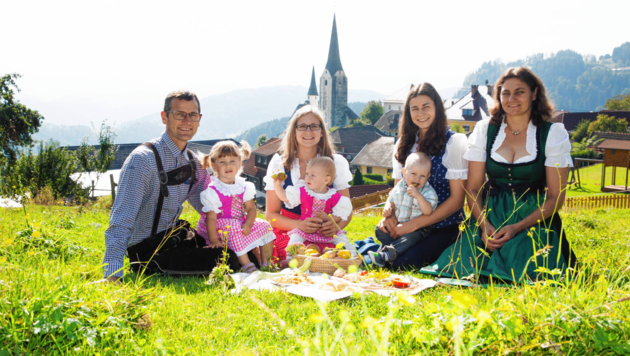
[[293, 254, 362, 274]]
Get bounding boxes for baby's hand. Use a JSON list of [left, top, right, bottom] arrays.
[[314, 211, 329, 221], [406, 185, 420, 198], [242, 223, 252, 236], [383, 206, 392, 218]]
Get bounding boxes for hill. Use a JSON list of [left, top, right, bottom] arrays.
[[455, 42, 630, 111]]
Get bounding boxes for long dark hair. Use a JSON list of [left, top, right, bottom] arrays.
[[489, 67, 555, 127], [395, 82, 447, 165]]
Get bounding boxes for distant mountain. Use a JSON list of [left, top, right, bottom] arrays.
[[235, 116, 290, 146], [454, 42, 630, 111], [37, 86, 385, 146]]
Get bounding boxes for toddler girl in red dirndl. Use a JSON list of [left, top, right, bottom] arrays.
[[273, 157, 354, 256], [197, 140, 275, 273]]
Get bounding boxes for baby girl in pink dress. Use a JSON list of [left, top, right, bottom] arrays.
[[197, 140, 275, 273], [273, 157, 354, 256]]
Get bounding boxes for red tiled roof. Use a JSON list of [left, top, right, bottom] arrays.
[[349, 184, 391, 199], [598, 139, 630, 150], [242, 155, 258, 176], [254, 137, 282, 156]]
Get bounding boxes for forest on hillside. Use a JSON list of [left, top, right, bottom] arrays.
[[456, 42, 630, 111]]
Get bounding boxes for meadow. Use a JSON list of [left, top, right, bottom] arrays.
[[567, 163, 629, 197], [1, 201, 630, 355]]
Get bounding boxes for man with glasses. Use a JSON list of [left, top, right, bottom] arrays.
[[102, 90, 244, 282]]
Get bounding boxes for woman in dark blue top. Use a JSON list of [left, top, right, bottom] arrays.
[[380, 83, 469, 269]]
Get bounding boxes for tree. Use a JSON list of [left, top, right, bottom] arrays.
[[604, 93, 630, 111], [75, 121, 118, 196], [360, 101, 384, 125], [352, 167, 363, 186], [0, 73, 44, 167], [450, 123, 466, 134], [256, 134, 268, 148], [570, 119, 591, 143], [587, 114, 629, 137]]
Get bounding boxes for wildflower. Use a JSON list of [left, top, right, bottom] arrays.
[[226, 225, 230, 229], [2, 239, 14, 246], [272, 219, 276, 222], [449, 291, 478, 308], [339, 310, 350, 323], [458, 223, 465, 232], [322, 273, 329, 279], [445, 316, 462, 332], [397, 292, 416, 306], [288, 259, 298, 269], [12, 186, 16, 189], [348, 264, 358, 273], [335, 242, 345, 249], [309, 313, 324, 323], [268, 228, 272, 231], [321, 254, 328, 260], [25, 214, 31, 220], [555, 163, 559, 167], [333, 235, 337, 238], [218, 230, 223, 233], [0, 257, 6, 263], [474, 310, 492, 324], [360, 316, 378, 328], [32, 231, 41, 238]]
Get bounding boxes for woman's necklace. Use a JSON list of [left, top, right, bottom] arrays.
[[505, 117, 528, 135]]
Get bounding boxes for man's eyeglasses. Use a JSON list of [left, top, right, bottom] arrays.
[[167, 111, 202, 122], [295, 124, 322, 131]]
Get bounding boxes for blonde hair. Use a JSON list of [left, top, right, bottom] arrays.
[[279, 105, 336, 169], [200, 140, 252, 175], [307, 157, 336, 183], [404, 152, 432, 171]]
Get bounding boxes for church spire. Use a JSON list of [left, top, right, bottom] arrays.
[[325, 14, 344, 76], [308, 66, 318, 96]]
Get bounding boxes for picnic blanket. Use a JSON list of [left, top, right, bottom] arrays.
[[229, 271, 437, 302]]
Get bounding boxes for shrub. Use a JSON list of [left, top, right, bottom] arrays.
[[352, 168, 363, 185], [386, 173, 395, 187], [363, 173, 384, 181]]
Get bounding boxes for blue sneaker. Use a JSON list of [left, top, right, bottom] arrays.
[[367, 251, 385, 267]]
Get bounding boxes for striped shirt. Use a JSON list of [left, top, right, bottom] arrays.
[[387, 180, 439, 223], [103, 132, 209, 278]]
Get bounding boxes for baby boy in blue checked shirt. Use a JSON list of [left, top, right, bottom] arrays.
[[369, 152, 438, 267]]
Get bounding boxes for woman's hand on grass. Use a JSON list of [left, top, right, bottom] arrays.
[[299, 217, 322, 234]]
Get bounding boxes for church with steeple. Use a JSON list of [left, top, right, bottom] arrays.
[[300, 15, 358, 128]]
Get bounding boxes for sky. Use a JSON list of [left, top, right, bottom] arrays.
[[3, 0, 630, 125]]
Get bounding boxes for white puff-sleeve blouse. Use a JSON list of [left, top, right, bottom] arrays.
[[263, 153, 353, 191], [200, 177, 256, 215], [392, 132, 469, 180], [464, 119, 574, 168]]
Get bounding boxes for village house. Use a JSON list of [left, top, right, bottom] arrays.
[[552, 110, 630, 132], [241, 137, 282, 207], [374, 84, 411, 137], [350, 136, 395, 176], [445, 83, 493, 133], [329, 126, 386, 169]]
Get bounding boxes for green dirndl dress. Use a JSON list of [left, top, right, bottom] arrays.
[[420, 121, 576, 283]]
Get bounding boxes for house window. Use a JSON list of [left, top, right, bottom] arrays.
[[463, 109, 473, 116], [367, 167, 373, 174], [463, 125, 470, 132], [263, 156, 268, 165], [389, 105, 391, 110], [325, 80, 328, 85], [611, 149, 617, 154], [387, 169, 392, 174], [394, 114, 399, 120]]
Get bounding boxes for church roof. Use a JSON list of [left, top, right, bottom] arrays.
[[324, 15, 344, 76], [308, 66, 318, 96]]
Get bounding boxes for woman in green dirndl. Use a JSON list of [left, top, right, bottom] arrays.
[[421, 67, 577, 283]]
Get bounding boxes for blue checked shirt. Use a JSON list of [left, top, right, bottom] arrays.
[[103, 132, 209, 278], [387, 180, 439, 223]]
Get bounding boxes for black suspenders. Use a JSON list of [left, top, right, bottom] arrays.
[[141, 142, 198, 238]]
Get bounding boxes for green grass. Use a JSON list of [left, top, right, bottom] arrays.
[[2, 202, 630, 354], [567, 163, 630, 197]]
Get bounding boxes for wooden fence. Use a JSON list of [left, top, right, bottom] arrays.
[[351, 188, 392, 210], [564, 194, 630, 210]]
